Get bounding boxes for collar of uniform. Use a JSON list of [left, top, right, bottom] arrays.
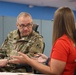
[[13, 30, 35, 42], [13, 30, 20, 40]]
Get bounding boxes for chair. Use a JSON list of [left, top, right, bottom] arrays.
[[33, 24, 45, 74], [32, 24, 45, 73], [33, 24, 45, 73], [34, 42, 45, 74], [33, 24, 39, 32]]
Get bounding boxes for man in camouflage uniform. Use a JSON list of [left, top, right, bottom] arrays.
[[0, 12, 44, 72]]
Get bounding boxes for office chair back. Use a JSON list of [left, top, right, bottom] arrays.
[[33, 24, 39, 32]]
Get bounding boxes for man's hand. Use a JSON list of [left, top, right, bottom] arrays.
[[0, 59, 8, 67]]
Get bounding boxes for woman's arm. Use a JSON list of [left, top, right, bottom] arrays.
[[9, 52, 66, 75]]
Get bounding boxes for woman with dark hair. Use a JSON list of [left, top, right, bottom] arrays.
[[9, 7, 76, 75]]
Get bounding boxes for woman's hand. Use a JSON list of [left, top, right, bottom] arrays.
[[32, 53, 48, 63], [0, 59, 8, 67], [8, 52, 30, 64], [8, 52, 48, 64]]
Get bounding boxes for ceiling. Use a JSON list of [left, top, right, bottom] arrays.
[[1, 0, 76, 11]]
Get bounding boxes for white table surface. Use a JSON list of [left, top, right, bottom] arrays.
[[0, 72, 36, 75]]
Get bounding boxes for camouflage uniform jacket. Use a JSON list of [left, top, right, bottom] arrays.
[[0, 29, 44, 58], [0, 30, 44, 72]]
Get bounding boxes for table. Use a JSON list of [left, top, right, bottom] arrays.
[[0, 72, 36, 75]]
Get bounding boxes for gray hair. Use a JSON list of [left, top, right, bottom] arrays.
[[17, 12, 32, 21]]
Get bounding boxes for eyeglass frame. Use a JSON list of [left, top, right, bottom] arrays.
[[18, 22, 33, 28]]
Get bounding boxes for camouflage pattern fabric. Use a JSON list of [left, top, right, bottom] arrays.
[[0, 30, 44, 72]]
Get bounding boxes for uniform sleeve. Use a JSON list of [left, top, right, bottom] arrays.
[[27, 36, 44, 57], [0, 37, 8, 58], [51, 39, 70, 62], [0, 32, 13, 58]]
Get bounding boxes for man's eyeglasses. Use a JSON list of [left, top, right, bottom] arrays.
[[18, 23, 33, 28]]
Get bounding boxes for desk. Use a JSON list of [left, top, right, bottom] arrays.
[[0, 72, 35, 75]]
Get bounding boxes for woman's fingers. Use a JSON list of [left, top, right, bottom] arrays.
[[18, 52, 27, 58], [8, 59, 19, 64], [9, 52, 29, 64], [18, 52, 29, 60]]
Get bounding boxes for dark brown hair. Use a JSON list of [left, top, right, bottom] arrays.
[[52, 7, 75, 45]]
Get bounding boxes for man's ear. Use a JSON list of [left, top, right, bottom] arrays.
[[16, 23, 19, 29], [32, 24, 33, 27]]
